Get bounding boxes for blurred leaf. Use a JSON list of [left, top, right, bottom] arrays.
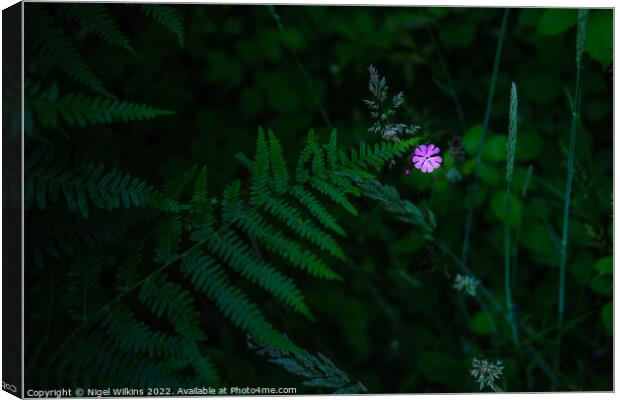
[[601, 302, 612, 335], [537, 9, 576, 36], [515, 132, 544, 161], [470, 311, 493, 335], [463, 125, 483, 155], [589, 275, 612, 296], [491, 191, 522, 227], [585, 10, 613, 68], [392, 231, 425, 255], [464, 186, 487, 209], [439, 23, 475, 48], [482, 135, 507, 162], [417, 351, 461, 386], [521, 222, 556, 256], [594, 256, 612, 275]]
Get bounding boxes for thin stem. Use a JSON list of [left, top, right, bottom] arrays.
[[425, 24, 467, 132], [461, 9, 509, 263], [504, 186, 519, 346], [267, 5, 333, 128], [512, 165, 533, 282], [557, 8, 588, 367], [434, 238, 562, 387]]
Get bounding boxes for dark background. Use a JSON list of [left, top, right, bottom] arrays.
[[21, 4, 612, 393]]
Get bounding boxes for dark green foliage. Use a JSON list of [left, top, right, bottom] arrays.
[[26, 122, 415, 388], [27, 5, 111, 97], [21, 4, 612, 394], [58, 4, 137, 57], [140, 5, 185, 47], [25, 147, 179, 218], [29, 86, 174, 129], [248, 336, 369, 394]]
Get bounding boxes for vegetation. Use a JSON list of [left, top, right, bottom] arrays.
[[13, 4, 612, 393]]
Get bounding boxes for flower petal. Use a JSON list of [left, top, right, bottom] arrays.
[[428, 145, 440, 156], [429, 156, 442, 168], [412, 155, 424, 163], [422, 161, 431, 173], [415, 145, 427, 156], [414, 160, 424, 169]]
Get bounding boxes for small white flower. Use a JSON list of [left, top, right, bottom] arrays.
[[453, 274, 479, 296], [470, 358, 504, 391]]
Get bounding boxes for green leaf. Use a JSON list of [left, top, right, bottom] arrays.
[[601, 302, 612, 335], [590, 275, 612, 296], [537, 9, 576, 36], [490, 190, 522, 227], [585, 10, 612, 68], [594, 256, 612, 275], [482, 135, 507, 162], [471, 311, 493, 335]]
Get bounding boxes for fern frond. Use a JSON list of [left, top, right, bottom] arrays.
[[191, 166, 209, 207], [154, 215, 183, 264], [30, 89, 174, 128], [250, 128, 271, 206], [67, 249, 102, 293], [31, 208, 141, 263], [291, 186, 346, 236], [238, 209, 341, 280], [311, 177, 358, 216], [181, 251, 295, 351], [115, 252, 141, 294], [221, 180, 244, 223], [101, 303, 183, 358], [28, 5, 112, 97], [162, 165, 198, 200], [58, 4, 136, 57], [344, 137, 420, 172], [26, 152, 179, 218], [139, 274, 219, 384], [264, 197, 346, 259], [207, 228, 311, 318], [140, 4, 185, 47], [325, 129, 341, 170], [66, 249, 103, 322], [268, 130, 290, 192], [248, 335, 368, 394], [295, 130, 317, 183], [351, 176, 435, 234]]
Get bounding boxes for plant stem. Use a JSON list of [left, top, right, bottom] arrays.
[[557, 9, 588, 368], [504, 186, 519, 346], [425, 24, 467, 132], [267, 5, 333, 128], [512, 164, 533, 282], [505, 82, 519, 347], [461, 9, 510, 263]]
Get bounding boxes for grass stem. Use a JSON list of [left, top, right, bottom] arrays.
[[556, 9, 588, 368], [461, 9, 509, 263], [504, 82, 519, 347]]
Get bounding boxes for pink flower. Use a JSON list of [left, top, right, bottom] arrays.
[[412, 144, 442, 173]]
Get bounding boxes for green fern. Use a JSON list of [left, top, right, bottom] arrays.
[[31, 208, 143, 267], [248, 335, 368, 394], [140, 5, 185, 47], [181, 250, 295, 352], [37, 128, 417, 387], [139, 273, 220, 384], [58, 4, 137, 57], [66, 249, 103, 322], [25, 147, 180, 218], [29, 88, 174, 128], [27, 5, 112, 97]]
